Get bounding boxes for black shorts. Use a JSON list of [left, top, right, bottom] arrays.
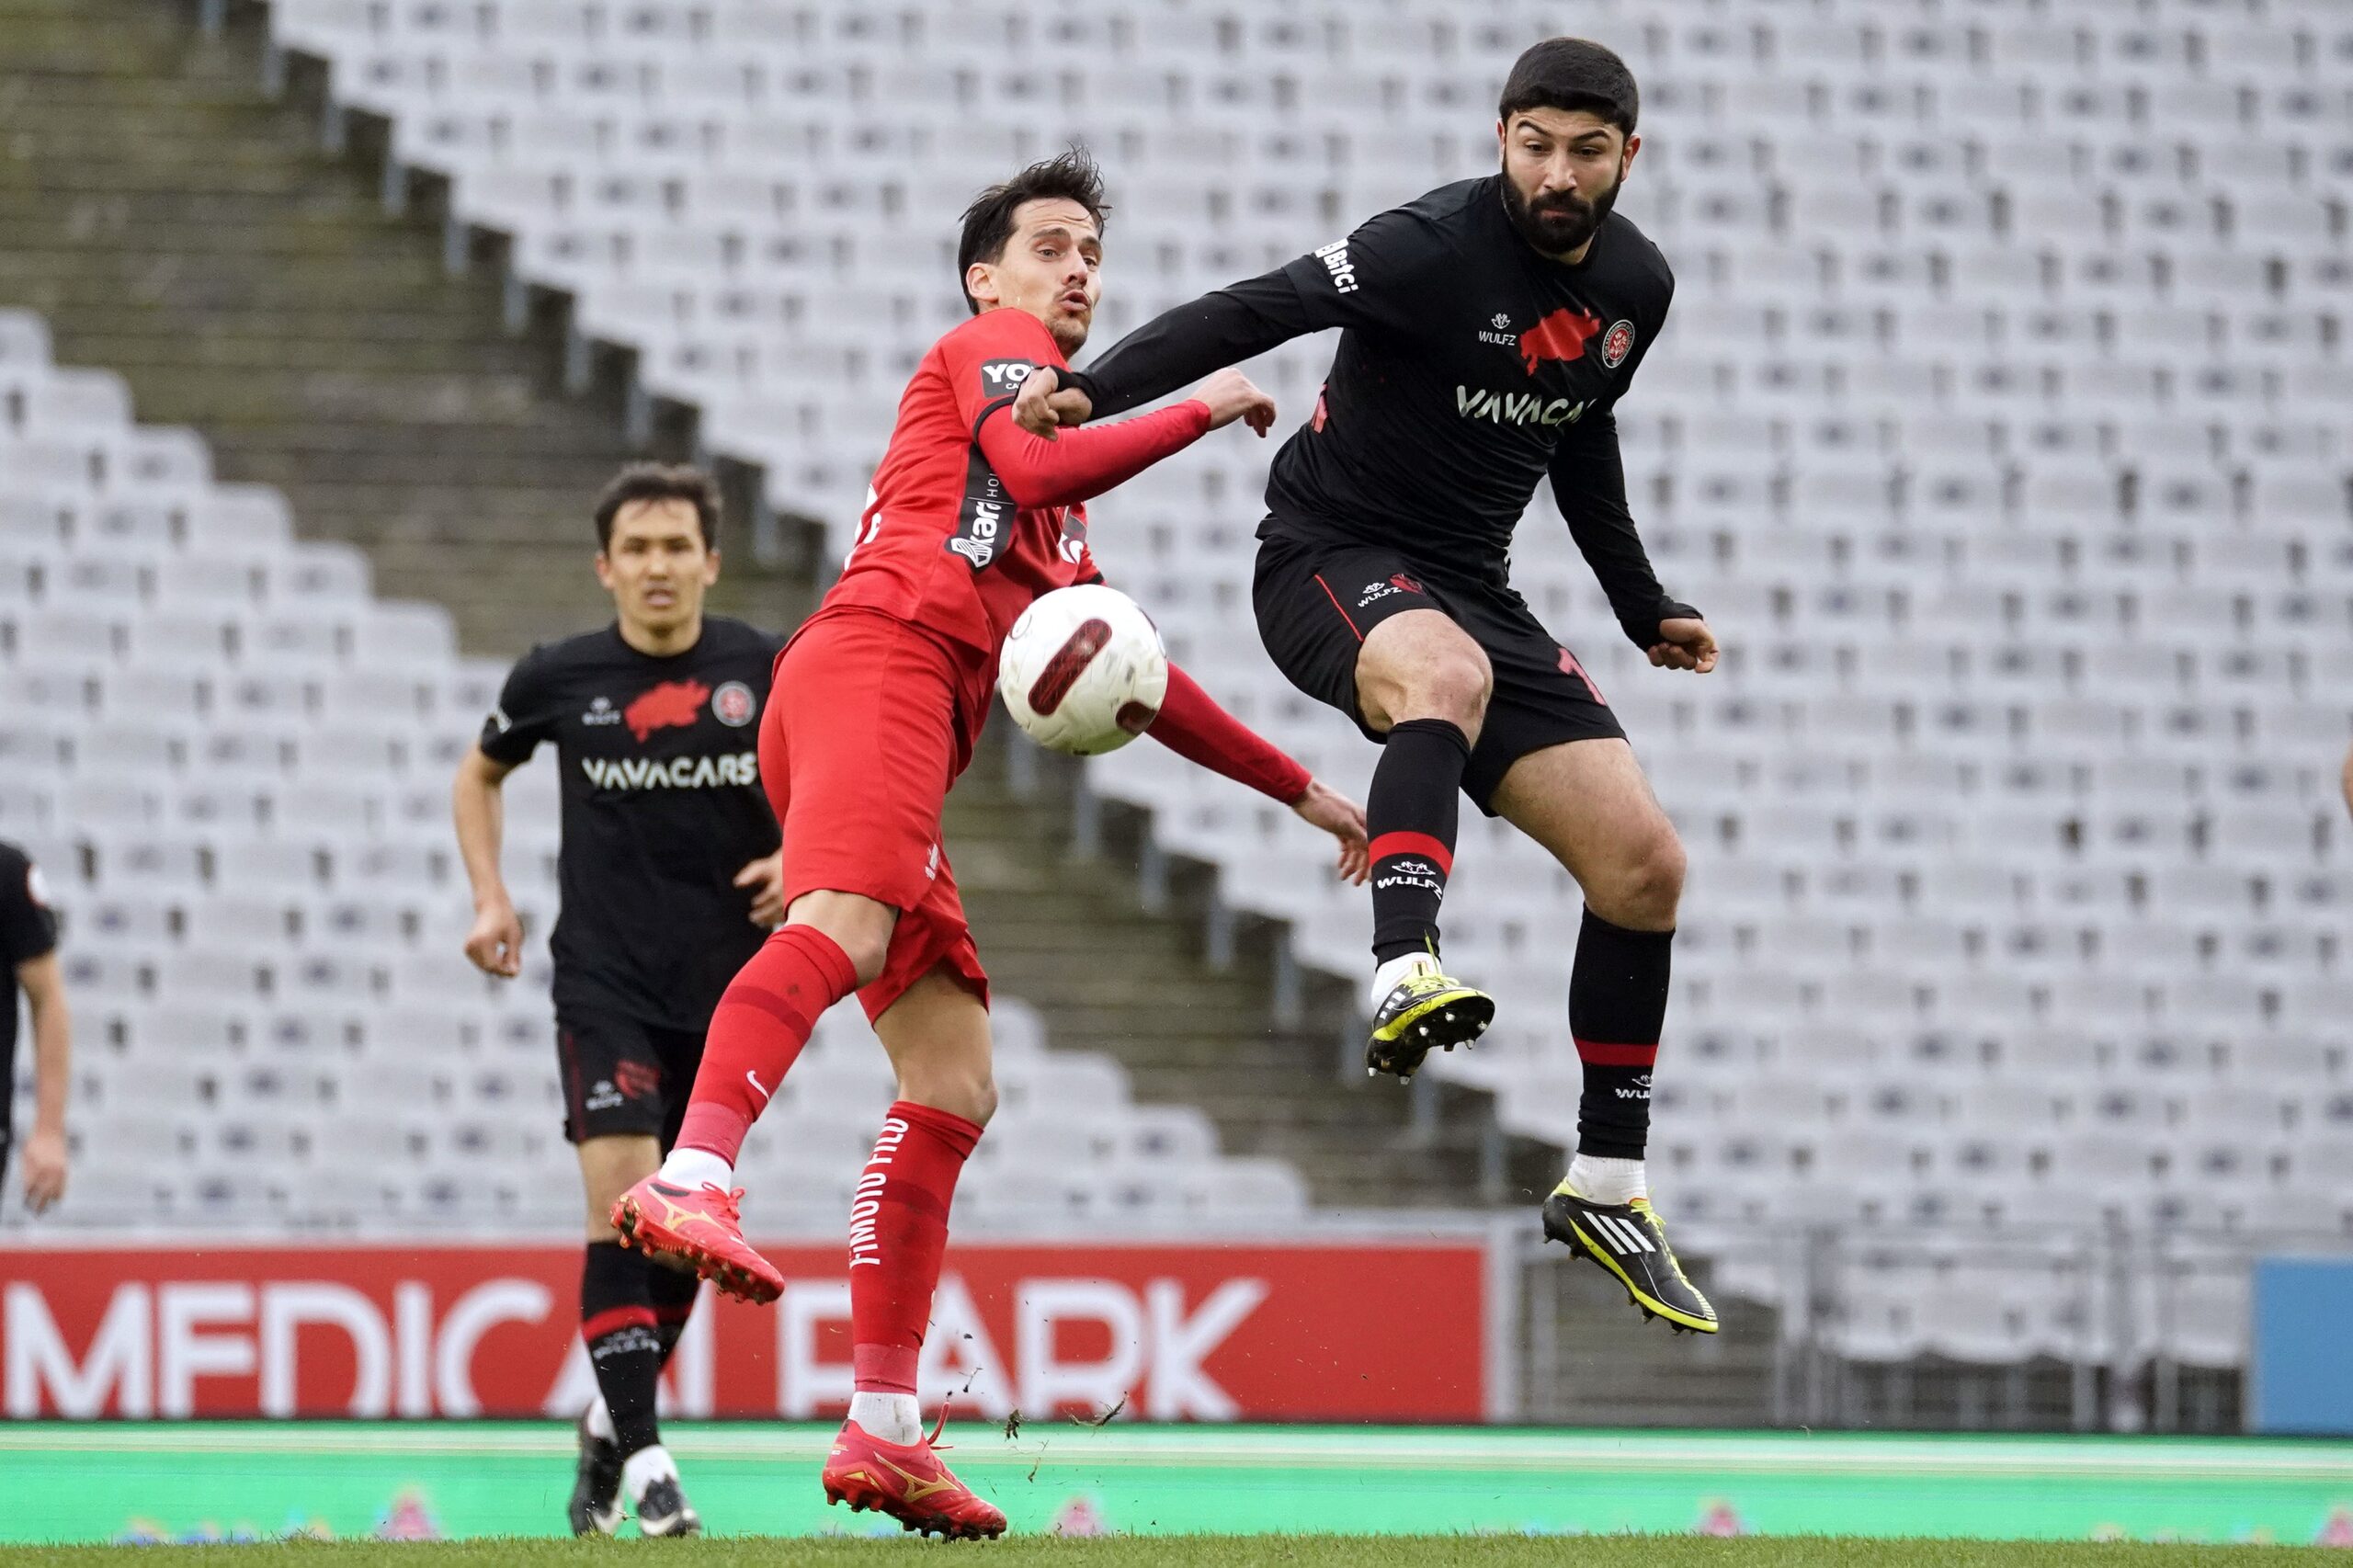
[[555, 1008, 706, 1149], [1253, 525, 1626, 815]]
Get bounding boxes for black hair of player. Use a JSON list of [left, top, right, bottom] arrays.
[[594, 462, 721, 551], [957, 148, 1111, 315], [1497, 37, 1639, 136]]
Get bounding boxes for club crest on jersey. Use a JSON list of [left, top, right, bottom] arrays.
[[1601, 319, 1637, 369], [979, 358, 1034, 395], [710, 680, 756, 727], [624, 678, 710, 743]]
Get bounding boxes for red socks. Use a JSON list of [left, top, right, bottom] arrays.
[[848, 1100, 983, 1395], [675, 925, 859, 1164], [673, 929, 984, 1401]]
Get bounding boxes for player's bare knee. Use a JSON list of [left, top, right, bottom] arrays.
[[835, 931, 892, 988], [900, 1067, 996, 1129], [1368, 650, 1490, 739], [1598, 828, 1685, 930], [963, 1074, 999, 1129], [1410, 653, 1492, 733]]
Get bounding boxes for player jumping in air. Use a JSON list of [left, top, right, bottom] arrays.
[[608, 151, 1369, 1539], [453, 464, 786, 1539], [1017, 40, 1721, 1334]]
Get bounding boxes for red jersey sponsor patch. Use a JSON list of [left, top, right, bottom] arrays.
[[624, 678, 710, 743], [1518, 307, 1604, 375]]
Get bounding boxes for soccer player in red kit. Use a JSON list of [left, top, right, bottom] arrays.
[[608, 151, 1368, 1538]]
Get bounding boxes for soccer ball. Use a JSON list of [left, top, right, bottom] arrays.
[[997, 584, 1168, 756]]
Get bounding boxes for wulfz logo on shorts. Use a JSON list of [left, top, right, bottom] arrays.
[[580, 753, 758, 791]]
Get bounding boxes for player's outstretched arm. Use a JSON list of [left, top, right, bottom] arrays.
[[1549, 413, 1711, 672], [1018, 270, 1318, 435], [1027, 205, 1448, 433], [1148, 663, 1369, 884], [976, 370, 1272, 510]]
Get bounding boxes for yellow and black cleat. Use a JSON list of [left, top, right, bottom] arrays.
[[1366, 969, 1495, 1080], [1542, 1185, 1719, 1335]]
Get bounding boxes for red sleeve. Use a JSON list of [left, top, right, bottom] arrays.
[[938, 310, 1211, 510], [974, 399, 1211, 509], [1148, 662, 1313, 804]]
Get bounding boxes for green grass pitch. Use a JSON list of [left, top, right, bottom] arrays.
[[0, 1535, 2328, 1565]]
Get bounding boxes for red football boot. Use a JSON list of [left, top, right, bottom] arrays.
[[609, 1176, 784, 1305], [822, 1409, 1007, 1540]]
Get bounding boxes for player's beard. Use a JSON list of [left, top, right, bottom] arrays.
[[1501, 167, 1620, 256]]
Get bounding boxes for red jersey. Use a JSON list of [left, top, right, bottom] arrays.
[[825, 308, 1211, 663]]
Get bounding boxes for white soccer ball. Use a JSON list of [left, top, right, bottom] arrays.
[[997, 584, 1168, 756]]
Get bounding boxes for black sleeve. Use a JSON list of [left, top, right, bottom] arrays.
[[1550, 412, 1697, 649], [478, 647, 562, 767], [0, 848, 59, 967], [1071, 202, 1452, 417]]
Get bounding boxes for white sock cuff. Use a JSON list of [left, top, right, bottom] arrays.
[[1369, 950, 1438, 1010], [659, 1148, 733, 1191], [1569, 1152, 1648, 1206], [621, 1443, 678, 1500], [848, 1391, 923, 1448], [584, 1395, 616, 1444]]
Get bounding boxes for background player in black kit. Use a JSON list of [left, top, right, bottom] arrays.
[[451, 464, 783, 1537], [1017, 40, 1721, 1333], [1, 837, 71, 1215]]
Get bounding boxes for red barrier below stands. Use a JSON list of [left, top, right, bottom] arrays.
[[0, 1239, 1490, 1422]]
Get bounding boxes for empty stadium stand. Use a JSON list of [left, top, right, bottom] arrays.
[[5, 0, 2349, 1430], [227, 0, 2353, 1397], [0, 305, 1324, 1236]]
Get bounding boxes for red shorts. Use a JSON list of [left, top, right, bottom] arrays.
[[763, 608, 991, 1022]]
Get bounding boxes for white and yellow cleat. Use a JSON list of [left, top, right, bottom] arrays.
[[1365, 955, 1495, 1080]]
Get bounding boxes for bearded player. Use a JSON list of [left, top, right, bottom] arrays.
[[1017, 41, 1721, 1334], [608, 151, 1368, 1539]]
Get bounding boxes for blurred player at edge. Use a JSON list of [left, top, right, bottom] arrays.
[[1017, 41, 1720, 1334], [452, 465, 787, 1539], [1, 838, 72, 1215], [608, 150, 1368, 1540]]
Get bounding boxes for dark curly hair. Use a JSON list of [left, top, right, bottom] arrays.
[[956, 148, 1110, 314]]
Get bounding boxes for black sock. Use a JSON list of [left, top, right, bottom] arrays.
[[581, 1240, 663, 1457], [1570, 907, 1674, 1162], [647, 1262, 701, 1368], [1367, 718, 1471, 963]]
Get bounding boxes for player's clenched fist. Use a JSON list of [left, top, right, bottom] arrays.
[[1192, 369, 1277, 436], [1647, 616, 1719, 674], [1012, 365, 1091, 437], [463, 895, 525, 977]]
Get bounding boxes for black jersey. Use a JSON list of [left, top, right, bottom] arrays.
[[479, 617, 784, 1032], [0, 839, 60, 1143], [1070, 176, 1694, 645]]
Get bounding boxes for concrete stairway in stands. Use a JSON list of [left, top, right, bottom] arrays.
[[0, 0, 773, 652]]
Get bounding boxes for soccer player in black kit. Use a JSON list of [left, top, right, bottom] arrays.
[[1017, 40, 1721, 1332], [451, 464, 784, 1535]]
